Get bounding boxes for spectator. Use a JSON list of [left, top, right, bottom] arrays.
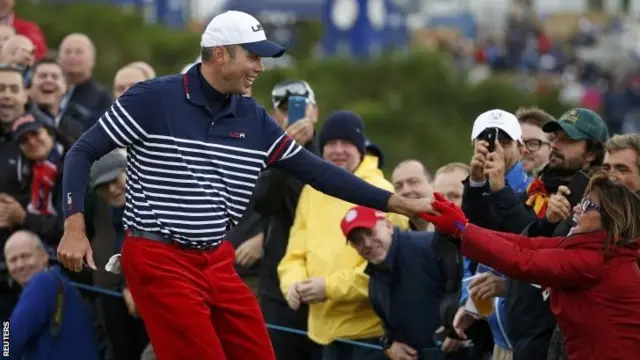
[[126, 61, 156, 79], [0, 65, 29, 321], [391, 159, 434, 231], [278, 111, 408, 360], [57, 33, 112, 113], [365, 140, 385, 169], [86, 62, 154, 131], [5, 112, 71, 245], [515, 106, 553, 175], [462, 108, 608, 360], [1, 34, 34, 81], [253, 79, 321, 360], [458, 110, 531, 360], [432, 162, 470, 207], [424, 172, 640, 360], [6, 230, 98, 360], [89, 150, 149, 360], [602, 134, 640, 192], [112, 65, 152, 100], [0, 0, 46, 59], [546, 133, 640, 359], [0, 23, 14, 50], [28, 58, 87, 144], [341, 205, 473, 360]]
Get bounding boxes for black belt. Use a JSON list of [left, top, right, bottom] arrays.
[[129, 229, 222, 251]]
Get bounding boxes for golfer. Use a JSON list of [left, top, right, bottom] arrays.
[[57, 10, 430, 360]]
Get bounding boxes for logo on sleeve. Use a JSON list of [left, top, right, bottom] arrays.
[[67, 193, 73, 211]]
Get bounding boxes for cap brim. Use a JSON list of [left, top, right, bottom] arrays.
[[13, 123, 43, 141], [91, 169, 122, 190], [343, 219, 378, 240], [242, 40, 285, 58], [542, 121, 588, 140]]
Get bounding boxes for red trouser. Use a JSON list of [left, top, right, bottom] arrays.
[[120, 233, 275, 360]]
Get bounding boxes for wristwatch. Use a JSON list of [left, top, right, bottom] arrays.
[[380, 334, 392, 350]]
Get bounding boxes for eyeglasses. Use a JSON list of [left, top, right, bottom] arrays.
[[578, 198, 601, 213], [523, 139, 551, 152]]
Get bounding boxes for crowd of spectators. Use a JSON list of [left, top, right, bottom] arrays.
[[1, 2, 640, 360]]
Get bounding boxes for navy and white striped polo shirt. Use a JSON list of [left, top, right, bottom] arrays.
[[63, 65, 391, 249]]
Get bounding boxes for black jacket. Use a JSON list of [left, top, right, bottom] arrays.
[[253, 139, 319, 302], [29, 102, 89, 144], [67, 78, 113, 114], [367, 230, 446, 349]]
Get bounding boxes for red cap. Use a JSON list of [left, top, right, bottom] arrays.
[[340, 205, 387, 238]]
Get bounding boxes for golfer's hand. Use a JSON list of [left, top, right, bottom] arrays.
[[122, 288, 138, 318], [57, 213, 96, 272]]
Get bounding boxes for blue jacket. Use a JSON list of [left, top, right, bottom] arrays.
[[366, 229, 445, 350], [8, 267, 99, 360], [460, 161, 531, 350]]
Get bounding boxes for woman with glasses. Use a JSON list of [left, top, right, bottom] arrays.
[[422, 172, 640, 360]]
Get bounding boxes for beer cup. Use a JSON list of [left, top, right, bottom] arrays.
[[462, 274, 495, 317]]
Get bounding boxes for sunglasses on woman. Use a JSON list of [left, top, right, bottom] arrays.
[[578, 198, 600, 213]]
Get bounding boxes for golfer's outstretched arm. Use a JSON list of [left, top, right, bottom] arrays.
[[260, 109, 425, 217]]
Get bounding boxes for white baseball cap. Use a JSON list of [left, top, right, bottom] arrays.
[[201, 11, 285, 58], [471, 109, 522, 142]]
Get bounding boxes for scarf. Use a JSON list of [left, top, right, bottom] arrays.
[[28, 144, 63, 216], [525, 166, 577, 219]]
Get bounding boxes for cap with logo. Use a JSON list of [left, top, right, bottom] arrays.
[[271, 80, 316, 109], [90, 150, 127, 190], [340, 205, 387, 239], [11, 112, 54, 141], [471, 109, 522, 142], [542, 108, 609, 143], [201, 11, 285, 58]]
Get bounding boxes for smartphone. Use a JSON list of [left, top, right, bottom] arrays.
[[568, 170, 590, 206], [479, 128, 498, 153], [287, 96, 307, 126]]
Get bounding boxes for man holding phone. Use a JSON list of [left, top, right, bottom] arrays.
[[460, 108, 608, 360], [456, 109, 531, 360], [253, 79, 323, 360]]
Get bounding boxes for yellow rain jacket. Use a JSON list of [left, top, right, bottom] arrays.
[[278, 155, 408, 345]]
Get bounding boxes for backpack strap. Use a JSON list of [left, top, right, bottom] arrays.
[[50, 272, 65, 338]]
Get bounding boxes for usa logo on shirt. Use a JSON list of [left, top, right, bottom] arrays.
[[229, 132, 245, 139]]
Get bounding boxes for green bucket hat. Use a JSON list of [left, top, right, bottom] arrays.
[[542, 108, 609, 144]]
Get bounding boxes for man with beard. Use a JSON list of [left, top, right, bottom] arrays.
[[460, 108, 608, 360], [391, 159, 434, 230], [28, 58, 87, 143]]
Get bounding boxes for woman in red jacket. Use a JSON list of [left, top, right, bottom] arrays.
[[422, 172, 640, 360]]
